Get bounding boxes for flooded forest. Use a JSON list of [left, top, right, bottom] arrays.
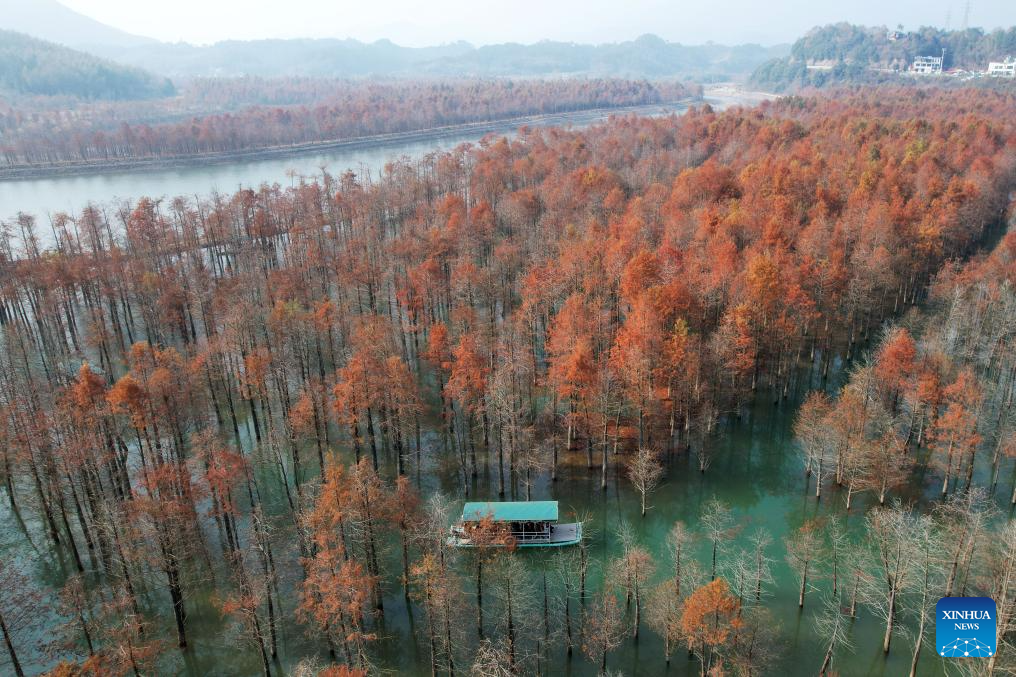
[[2, 88, 1016, 676]]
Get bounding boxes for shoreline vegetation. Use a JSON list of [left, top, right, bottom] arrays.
[[0, 98, 701, 182], [0, 78, 698, 179], [751, 23, 1016, 90]]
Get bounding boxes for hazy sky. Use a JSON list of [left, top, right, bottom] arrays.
[[61, 0, 1011, 46]]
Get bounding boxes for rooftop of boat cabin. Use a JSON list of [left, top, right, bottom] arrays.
[[461, 501, 558, 523]]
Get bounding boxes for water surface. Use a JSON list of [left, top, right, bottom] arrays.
[[0, 90, 762, 222]]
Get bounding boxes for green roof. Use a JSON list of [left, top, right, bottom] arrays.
[[461, 501, 558, 523]]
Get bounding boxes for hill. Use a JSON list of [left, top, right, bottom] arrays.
[[89, 38, 475, 79], [0, 0, 155, 48], [85, 34, 788, 80], [433, 35, 788, 79], [0, 30, 174, 100], [751, 23, 1016, 89], [0, 1, 787, 81]]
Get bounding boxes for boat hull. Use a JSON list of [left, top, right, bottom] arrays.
[[448, 522, 582, 548]]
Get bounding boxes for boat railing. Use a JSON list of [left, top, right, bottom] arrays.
[[512, 531, 552, 542]]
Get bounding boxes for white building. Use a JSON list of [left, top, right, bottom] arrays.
[[988, 57, 1016, 78], [912, 55, 944, 75]]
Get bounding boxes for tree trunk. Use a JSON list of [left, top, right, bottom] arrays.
[[798, 561, 808, 608], [0, 611, 24, 677], [819, 640, 834, 676], [909, 603, 926, 677], [883, 588, 896, 653], [849, 571, 859, 618], [711, 541, 718, 581], [564, 584, 573, 657], [167, 560, 189, 648], [942, 436, 955, 497], [815, 458, 822, 499], [633, 577, 641, 640], [476, 560, 483, 639], [506, 575, 516, 674], [424, 584, 438, 677]]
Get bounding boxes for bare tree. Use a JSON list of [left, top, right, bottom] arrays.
[[725, 528, 774, 608], [861, 503, 917, 654], [412, 552, 464, 677], [987, 521, 1016, 676], [646, 578, 684, 664], [822, 517, 848, 598], [582, 590, 625, 674], [611, 543, 654, 640], [666, 521, 702, 602], [466, 516, 515, 639], [470, 638, 516, 677], [860, 429, 912, 505], [513, 431, 547, 502], [785, 520, 821, 609], [691, 401, 720, 473], [53, 575, 97, 661], [411, 493, 465, 676], [730, 607, 780, 677], [794, 390, 833, 497], [904, 514, 942, 677], [935, 489, 994, 599], [627, 447, 664, 516], [701, 498, 735, 581], [551, 549, 584, 658], [815, 593, 853, 675], [490, 555, 537, 674]]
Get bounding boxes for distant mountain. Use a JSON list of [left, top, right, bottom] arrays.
[[752, 23, 1016, 90], [87, 38, 477, 78], [0, 1, 787, 81], [0, 30, 174, 100], [430, 35, 788, 79], [0, 0, 156, 48], [85, 34, 788, 80]]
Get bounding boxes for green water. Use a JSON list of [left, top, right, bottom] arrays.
[[0, 338, 999, 676], [353, 350, 963, 677]]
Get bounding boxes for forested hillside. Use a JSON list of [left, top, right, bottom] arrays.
[[0, 30, 173, 100], [0, 0, 156, 49], [83, 33, 787, 80], [1, 88, 1015, 675], [0, 78, 695, 168], [752, 23, 1016, 89]]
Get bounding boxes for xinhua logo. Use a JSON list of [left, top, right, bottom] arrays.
[[936, 597, 997, 658]]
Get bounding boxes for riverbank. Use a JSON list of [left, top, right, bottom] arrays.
[[0, 85, 776, 231], [2, 99, 705, 182], [0, 86, 778, 183]]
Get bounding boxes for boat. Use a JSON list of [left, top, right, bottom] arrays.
[[448, 500, 582, 548]]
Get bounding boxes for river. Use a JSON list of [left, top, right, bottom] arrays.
[[0, 88, 769, 225]]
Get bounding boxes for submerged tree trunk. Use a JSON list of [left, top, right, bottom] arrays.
[[0, 611, 24, 677]]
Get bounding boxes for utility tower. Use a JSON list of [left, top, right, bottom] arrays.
[[962, 0, 971, 30]]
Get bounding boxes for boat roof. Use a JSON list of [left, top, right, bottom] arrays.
[[461, 501, 558, 523]]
